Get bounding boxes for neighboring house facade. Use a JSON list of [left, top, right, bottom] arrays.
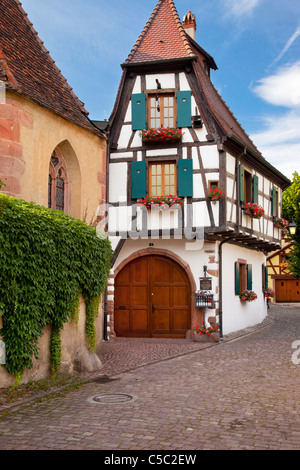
[[0, 0, 107, 224], [106, 0, 290, 339], [267, 239, 300, 303], [0, 0, 107, 386]]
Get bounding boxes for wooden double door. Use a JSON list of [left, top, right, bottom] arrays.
[[275, 279, 300, 302], [114, 255, 191, 337]]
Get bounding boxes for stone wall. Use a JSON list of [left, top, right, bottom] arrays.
[[0, 296, 104, 389]]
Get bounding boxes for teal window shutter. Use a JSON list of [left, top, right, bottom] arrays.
[[271, 187, 277, 216], [247, 264, 253, 290], [177, 91, 192, 128], [177, 159, 193, 197], [235, 262, 240, 295], [239, 165, 245, 203], [265, 265, 269, 289], [131, 161, 146, 199], [252, 175, 259, 203], [132, 93, 146, 131]]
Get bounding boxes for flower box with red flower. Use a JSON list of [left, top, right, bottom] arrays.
[[243, 203, 265, 219], [138, 195, 184, 210], [141, 128, 184, 144], [194, 324, 220, 342], [239, 289, 258, 302], [273, 216, 289, 232], [206, 187, 225, 201], [264, 288, 274, 299]]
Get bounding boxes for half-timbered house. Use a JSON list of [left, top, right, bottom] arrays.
[[106, 0, 290, 339]]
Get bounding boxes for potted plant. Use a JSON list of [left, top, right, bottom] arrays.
[[273, 216, 289, 233], [194, 324, 220, 342], [239, 289, 258, 302], [243, 202, 265, 219], [138, 195, 184, 209], [141, 127, 184, 143], [264, 288, 274, 299], [206, 187, 225, 201]]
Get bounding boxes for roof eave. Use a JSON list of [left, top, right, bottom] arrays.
[[122, 55, 198, 69], [226, 134, 291, 189]]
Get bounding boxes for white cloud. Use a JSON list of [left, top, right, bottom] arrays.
[[250, 111, 300, 179], [251, 62, 300, 108], [250, 62, 300, 179], [223, 0, 261, 17]]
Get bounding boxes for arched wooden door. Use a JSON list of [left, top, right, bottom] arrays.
[[114, 255, 191, 338]]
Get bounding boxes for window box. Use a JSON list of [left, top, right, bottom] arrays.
[[138, 195, 184, 209], [243, 202, 265, 219], [273, 216, 289, 231], [239, 289, 257, 302], [141, 128, 184, 144], [206, 187, 225, 201]]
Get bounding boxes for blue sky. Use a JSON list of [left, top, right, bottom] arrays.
[[19, 0, 300, 180]]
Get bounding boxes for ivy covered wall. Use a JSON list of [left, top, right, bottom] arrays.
[[0, 194, 113, 384]]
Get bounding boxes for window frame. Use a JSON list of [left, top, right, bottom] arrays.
[[235, 259, 253, 295], [146, 89, 177, 129], [48, 149, 68, 212], [244, 167, 253, 203], [148, 160, 178, 197]]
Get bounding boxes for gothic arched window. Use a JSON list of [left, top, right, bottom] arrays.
[[48, 150, 68, 212]]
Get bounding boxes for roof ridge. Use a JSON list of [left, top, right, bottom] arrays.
[[15, 0, 89, 116], [125, 0, 194, 64]]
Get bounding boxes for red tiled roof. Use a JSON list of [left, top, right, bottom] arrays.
[[125, 0, 195, 64], [0, 0, 104, 137]]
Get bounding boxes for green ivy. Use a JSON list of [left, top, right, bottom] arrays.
[[0, 194, 113, 380]]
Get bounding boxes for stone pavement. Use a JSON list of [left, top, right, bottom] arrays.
[[0, 304, 299, 450]]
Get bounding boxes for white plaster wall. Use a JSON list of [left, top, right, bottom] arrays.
[[200, 145, 219, 168], [146, 73, 175, 90], [109, 162, 127, 203], [118, 125, 132, 149], [221, 243, 267, 335]]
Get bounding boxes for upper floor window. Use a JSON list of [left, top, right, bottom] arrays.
[[131, 90, 192, 131], [148, 93, 175, 128], [239, 165, 258, 204], [48, 150, 67, 212]]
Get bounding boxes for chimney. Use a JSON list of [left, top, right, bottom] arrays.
[[183, 11, 196, 41]]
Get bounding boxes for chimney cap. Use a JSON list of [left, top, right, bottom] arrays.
[[183, 10, 196, 27]]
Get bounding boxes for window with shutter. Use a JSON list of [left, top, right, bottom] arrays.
[[131, 89, 192, 131], [235, 259, 252, 295]]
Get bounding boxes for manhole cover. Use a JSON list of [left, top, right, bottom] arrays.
[[88, 393, 135, 404]]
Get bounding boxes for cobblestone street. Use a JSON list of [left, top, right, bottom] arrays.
[[0, 304, 299, 451]]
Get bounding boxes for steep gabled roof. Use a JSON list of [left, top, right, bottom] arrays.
[[125, 0, 196, 65], [0, 0, 104, 137]]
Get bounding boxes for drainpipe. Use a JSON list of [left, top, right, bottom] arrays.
[[103, 289, 108, 341]]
